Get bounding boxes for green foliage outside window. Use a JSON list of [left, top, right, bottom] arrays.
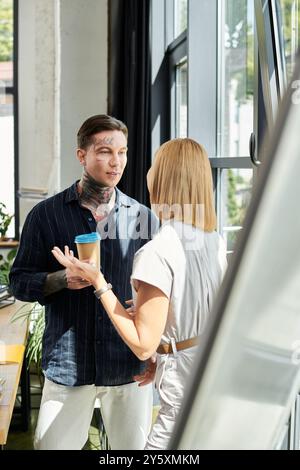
[[226, 0, 254, 102], [0, 0, 13, 62], [0, 202, 14, 239], [179, 0, 187, 32], [0, 247, 16, 285], [227, 169, 252, 226], [226, 169, 252, 250], [227, 169, 240, 226]]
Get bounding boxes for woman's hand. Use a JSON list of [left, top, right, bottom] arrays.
[[133, 354, 157, 386], [65, 267, 92, 290], [125, 299, 136, 317], [52, 246, 105, 289]]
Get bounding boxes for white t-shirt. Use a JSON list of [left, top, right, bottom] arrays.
[[131, 220, 227, 344]]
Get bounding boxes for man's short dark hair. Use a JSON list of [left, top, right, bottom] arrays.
[[77, 114, 128, 149]]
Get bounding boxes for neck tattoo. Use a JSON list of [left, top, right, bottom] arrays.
[[78, 171, 115, 221]]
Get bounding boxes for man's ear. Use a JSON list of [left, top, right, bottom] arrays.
[[77, 148, 86, 166]]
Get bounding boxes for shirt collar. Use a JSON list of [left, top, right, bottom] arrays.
[[65, 181, 133, 208], [115, 187, 133, 208], [65, 181, 80, 203]]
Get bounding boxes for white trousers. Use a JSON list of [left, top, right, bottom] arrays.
[[34, 378, 153, 450], [145, 348, 196, 450]]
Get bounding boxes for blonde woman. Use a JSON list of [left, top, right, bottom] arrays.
[[52, 138, 227, 450]]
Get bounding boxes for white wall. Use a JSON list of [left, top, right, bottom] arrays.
[[18, 0, 108, 229]]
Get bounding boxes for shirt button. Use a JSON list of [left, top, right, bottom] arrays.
[[88, 217, 93, 222]]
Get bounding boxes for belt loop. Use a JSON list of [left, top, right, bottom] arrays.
[[171, 338, 178, 357]]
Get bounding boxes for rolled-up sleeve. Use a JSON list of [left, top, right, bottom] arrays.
[[9, 208, 50, 305], [131, 246, 173, 299]]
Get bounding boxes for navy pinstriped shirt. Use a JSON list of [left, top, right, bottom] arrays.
[[10, 183, 159, 386]]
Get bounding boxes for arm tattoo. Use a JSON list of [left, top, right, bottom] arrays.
[[44, 270, 67, 296]]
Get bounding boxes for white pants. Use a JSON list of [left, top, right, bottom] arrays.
[[145, 348, 196, 450], [34, 378, 153, 450]]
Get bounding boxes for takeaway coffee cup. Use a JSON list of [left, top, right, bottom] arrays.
[[74, 232, 101, 269]]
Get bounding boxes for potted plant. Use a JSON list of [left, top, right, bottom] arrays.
[[12, 302, 45, 385], [0, 202, 14, 240], [0, 248, 17, 285]]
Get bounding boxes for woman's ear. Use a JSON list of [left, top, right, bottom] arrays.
[[77, 148, 86, 166]]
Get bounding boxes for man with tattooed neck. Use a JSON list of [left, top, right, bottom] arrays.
[[10, 115, 159, 450]]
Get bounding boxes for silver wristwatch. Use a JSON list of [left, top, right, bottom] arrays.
[[94, 283, 113, 299]]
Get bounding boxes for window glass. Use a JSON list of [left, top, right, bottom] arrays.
[[219, 168, 253, 253], [278, 0, 300, 84], [218, 0, 254, 157], [175, 59, 187, 137], [0, 94, 14, 238], [0, 0, 14, 238], [174, 0, 188, 37], [0, 0, 13, 86]]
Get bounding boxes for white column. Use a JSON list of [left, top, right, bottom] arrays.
[[59, 0, 108, 189], [18, 0, 108, 229], [18, 0, 56, 226]]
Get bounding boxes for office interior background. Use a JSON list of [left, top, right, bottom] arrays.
[[1, 0, 300, 450]]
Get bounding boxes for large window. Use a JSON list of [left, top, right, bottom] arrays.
[[151, 0, 300, 449], [217, 0, 254, 250], [0, 0, 17, 239], [151, 0, 276, 253], [155, 0, 255, 251]]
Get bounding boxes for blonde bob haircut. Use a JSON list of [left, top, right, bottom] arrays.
[[149, 138, 217, 232]]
